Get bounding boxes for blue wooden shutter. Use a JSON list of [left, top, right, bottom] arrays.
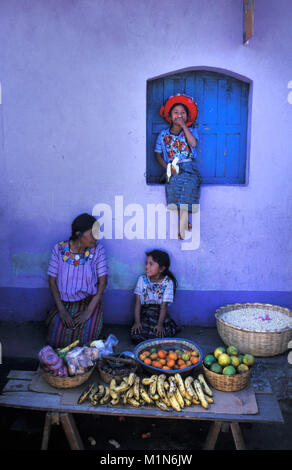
[[146, 71, 249, 185]]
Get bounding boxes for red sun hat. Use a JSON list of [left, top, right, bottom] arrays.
[[160, 93, 198, 126]]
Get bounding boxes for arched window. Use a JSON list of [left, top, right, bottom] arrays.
[[146, 70, 250, 185]]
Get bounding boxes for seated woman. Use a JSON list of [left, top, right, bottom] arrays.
[[46, 213, 108, 348]]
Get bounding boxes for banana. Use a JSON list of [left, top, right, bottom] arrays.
[[114, 380, 130, 393], [111, 397, 120, 406], [157, 375, 167, 399], [161, 394, 171, 407], [151, 394, 160, 401], [149, 375, 158, 396], [184, 398, 192, 407], [127, 397, 140, 407], [184, 376, 196, 397], [167, 392, 181, 412], [174, 373, 186, 397], [94, 385, 105, 401], [164, 381, 169, 390], [185, 390, 193, 401], [89, 384, 98, 401], [168, 376, 177, 396], [99, 386, 111, 405], [156, 400, 170, 412], [204, 394, 214, 404], [77, 383, 95, 404], [175, 389, 185, 409], [192, 396, 200, 405], [133, 376, 140, 401], [109, 379, 118, 400], [128, 373, 136, 387], [142, 376, 155, 386], [140, 385, 152, 404], [89, 396, 98, 406], [198, 374, 213, 397], [193, 379, 209, 409], [125, 386, 134, 399]]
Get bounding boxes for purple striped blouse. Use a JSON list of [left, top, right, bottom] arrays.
[[48, 241, 108, 302]]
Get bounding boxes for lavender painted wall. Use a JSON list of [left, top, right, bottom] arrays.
[[0, 0, 292, 324]]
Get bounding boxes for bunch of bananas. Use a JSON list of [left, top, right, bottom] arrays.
[[77, 372, 214, 412]]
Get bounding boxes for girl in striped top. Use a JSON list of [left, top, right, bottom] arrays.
[[130, 250, 178, 343], [46, 213, 108, 348]]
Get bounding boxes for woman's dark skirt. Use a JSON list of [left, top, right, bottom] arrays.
[[165, 161, 201, 213], [131, 304, 177, 344]]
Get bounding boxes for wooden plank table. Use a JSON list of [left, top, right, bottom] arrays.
[[0, 370, 284, 450]]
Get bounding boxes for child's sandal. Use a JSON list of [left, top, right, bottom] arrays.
[[187, 222, 192, 230]]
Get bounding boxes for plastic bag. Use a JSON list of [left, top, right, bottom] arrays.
[[65, 346, 95, 376], [98, 334, 119, 358]]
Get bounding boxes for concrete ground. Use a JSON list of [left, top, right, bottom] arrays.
[[0, 321, 291, 451]]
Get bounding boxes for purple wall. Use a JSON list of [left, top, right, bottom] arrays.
[[0, 0, 292, 325]]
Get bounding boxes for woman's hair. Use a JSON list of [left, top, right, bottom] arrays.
[[169, 102, 189, 118], [70, 213, 97, 240], [145, 249, 178, 295]]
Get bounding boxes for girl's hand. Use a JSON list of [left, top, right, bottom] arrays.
[[131, 321, 142, 335], [153, 324, 166, 338], [173, 116, 187, 128], [59, 308, 75, 329], [73, 308, 94, 328]]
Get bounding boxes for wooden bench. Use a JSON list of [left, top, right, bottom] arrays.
[[0, 369, 284, 450]]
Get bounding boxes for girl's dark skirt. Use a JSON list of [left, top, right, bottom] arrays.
[[131, 304, 177, 344], [166, 161, 201, 212], [46, 296, 103, 348]]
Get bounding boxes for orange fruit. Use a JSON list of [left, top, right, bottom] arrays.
[[152, 361, 162, 368], [139, 354, 146, 361], [166, 359, 175, 368], [162, 366, 170, 370], [191, 356, 199, 365], [179, 364, 186, 369], [144, 358, 152, 365], [185, 360, 192, 366], [177, 359, 185, 366], [168, 352, 178, 361], [159, 359, 166, 365], [143, 351, 150, 357], [150, 353, 158, 360], [191, 350, 199, 357], [158, 350, 167, 359]]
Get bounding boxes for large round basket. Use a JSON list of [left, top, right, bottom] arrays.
[[202, 363, 250, 392], [41, 365, 95, 389], [97, 359, 138, 384], [134, 337, 203, 376], [215, 303, 292, 357]]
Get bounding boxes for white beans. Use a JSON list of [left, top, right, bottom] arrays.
[[220, 308, 292, 331]]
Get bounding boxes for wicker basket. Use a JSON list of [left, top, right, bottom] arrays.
[[98, 358, 138, 384], [134, 337, 203, 376], [41, 365, 95, 389], [215, 303, 292, 357], [202, 363, 250, 392]]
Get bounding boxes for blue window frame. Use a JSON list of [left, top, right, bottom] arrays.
[[146, 70, 250, 185]]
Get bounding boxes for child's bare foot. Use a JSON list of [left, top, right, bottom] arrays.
[[187, 222, 192, 230]]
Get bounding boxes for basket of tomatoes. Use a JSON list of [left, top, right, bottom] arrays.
[[134, 338, 203, 375]]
